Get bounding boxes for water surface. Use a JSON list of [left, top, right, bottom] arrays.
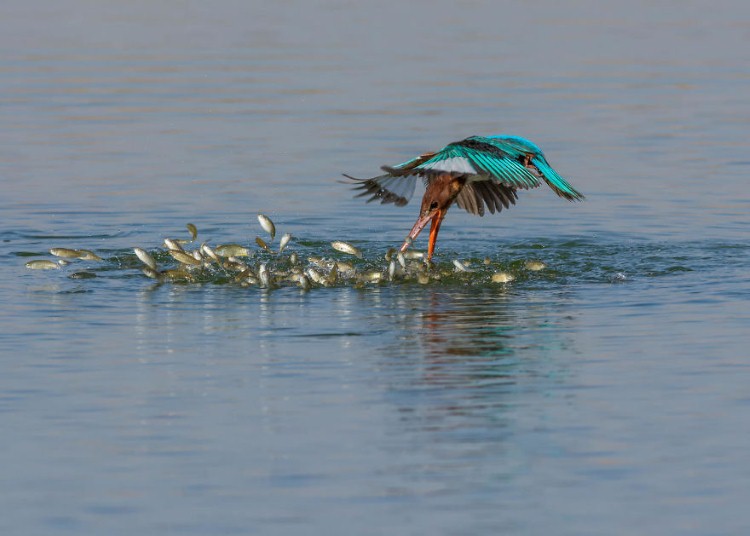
[[2, 1, 750, 534]]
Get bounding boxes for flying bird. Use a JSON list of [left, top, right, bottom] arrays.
[[345, 135, 584, 261]]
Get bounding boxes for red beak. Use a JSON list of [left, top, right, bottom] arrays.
[[401, 210, 436, 252], [400, 209, 445, 261]]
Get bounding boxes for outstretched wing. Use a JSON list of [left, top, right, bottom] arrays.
[[343, 173, 417, 207], [345, 134, 583, 208], [343, 151, 436, 207], [392, 137, 543, 191], [485, 135, 585, 201]]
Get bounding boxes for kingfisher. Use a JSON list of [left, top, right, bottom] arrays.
[[345, 135, 584, 261]]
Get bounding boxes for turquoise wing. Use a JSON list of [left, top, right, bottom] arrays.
[[382, 139, 542, 190], [485, 135, 585, 201], [345, 134, 583, 208]]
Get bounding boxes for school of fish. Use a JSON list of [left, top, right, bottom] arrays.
[[24, 215, 547, 289]]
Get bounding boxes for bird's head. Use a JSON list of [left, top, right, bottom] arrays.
[[401, 174, 464, 252]]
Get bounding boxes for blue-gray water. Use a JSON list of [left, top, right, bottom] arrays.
[[2, 1, 750, 534]]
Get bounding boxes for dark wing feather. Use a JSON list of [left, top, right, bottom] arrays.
[[380, 151, 438, 177], [343, 152, 436, 207], [455, 185, 482, 216], [343, 173, 417, 207], [454, 180, 518, 216]]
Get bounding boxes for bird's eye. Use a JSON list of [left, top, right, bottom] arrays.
[[429, 201, 438, 210]]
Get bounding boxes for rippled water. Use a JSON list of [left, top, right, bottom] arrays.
[[2, 1, 750, 534]]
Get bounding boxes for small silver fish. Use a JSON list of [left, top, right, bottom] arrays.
[[297, 274, 312, 290], [397, 252, 406, 269], [384, 248, 397, 262], [524, 260, 546, 271], [331, 241, 363, 259], [68, 271, 96, 280], [223, 260, 248, 271], [186, 223, 198, 241], [388, 259, 397, 280], [76, 249, 103, 261], [289, 252, 298, 265], [170, 250, 202, 266], [25, 260, 59, 270], [279, 233, 292, 254], [164, 238, 184, 252], [244, 275, 260, 286], [336, 261, 356, 276], [491, 272, 515, 283], [360, 270, 383, 283], [453, 259, 472, 272], [307, 256, 331, 269], [133, 247, 157, 270], [305, 267, 327, 286], [326, 263, 338, 285], [257, 214, 276, 240], [255, 236, 271, 252], [215, 244, 250, 257], [141, 267, 160, 279], [401, 250, 424, 260], [162, 269, 193, 281], [258, 263, 271, 288], [235, 267, 257, 283], [49, 248, 80, 259], [200, 243, 221, 263]]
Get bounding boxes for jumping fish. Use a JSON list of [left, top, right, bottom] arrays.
[[134, 248, 157, 270], [76, 249, 102, 261], [186, 223, 198, 241], [326, 263, 338, 286], [200, 243, 221, 264], [49, 248, 80, 259], [169, 250, 202, 266], [491, 272, 515, 283], [397, 252, 406, 269], [305, 267, 327, 286], [257, 214, 276, 240], [279, 233, 292, 254], [255, 237, 271, 252], [141, 267, 160, 279], [25, 260, 59, 270], [298, 274, 312, 291], [258, 263, 271, 288], [331, 241, 363, 259], [164, 238, 184, 252], [453, 259, 472, 272], [360, 270, 383, 283], [524, 260, 546, 271], [215, 244, 250, 257]]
